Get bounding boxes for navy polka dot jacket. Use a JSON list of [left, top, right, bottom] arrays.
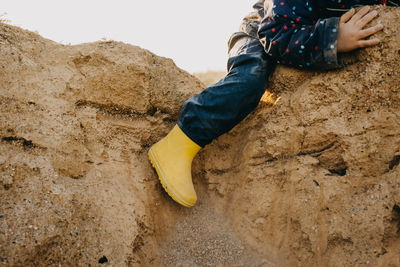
[[255, 0, 399, 69]]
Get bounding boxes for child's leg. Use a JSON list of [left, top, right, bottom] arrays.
[[148, 34, 276, 207], [177, 35, 276, 147]]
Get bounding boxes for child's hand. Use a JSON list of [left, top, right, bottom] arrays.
[[337, 6, 384, 53]]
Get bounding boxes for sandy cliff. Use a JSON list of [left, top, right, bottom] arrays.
[[1, 6, 399, 267]]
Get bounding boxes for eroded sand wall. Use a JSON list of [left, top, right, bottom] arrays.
[[1, 6, 399, 267]]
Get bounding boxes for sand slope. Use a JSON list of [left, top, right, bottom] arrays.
[[1, 6, 400, 267]]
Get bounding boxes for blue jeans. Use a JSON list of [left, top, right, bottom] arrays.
[[177, 34, 276, 147]]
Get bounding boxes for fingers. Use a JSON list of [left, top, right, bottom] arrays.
[[358, 38, 381, 48], [357, 10, 378, 28], [340, 8, 355, 23], [350, 6, 371, 22], [360, 23, 384, 39]]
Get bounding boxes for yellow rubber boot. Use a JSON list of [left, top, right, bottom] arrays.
[[148, 125, 201, 207]]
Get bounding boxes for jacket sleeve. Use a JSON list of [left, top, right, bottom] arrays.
[[387, 1, 400, 6], [258, 0, 342, 70]]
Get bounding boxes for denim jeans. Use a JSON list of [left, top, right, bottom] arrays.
[[177, 34, 276, 147]]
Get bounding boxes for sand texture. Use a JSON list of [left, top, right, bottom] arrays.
[[1, 6, 400, 267]]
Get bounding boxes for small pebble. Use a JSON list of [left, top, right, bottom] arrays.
[[98, 256, 108, 264]]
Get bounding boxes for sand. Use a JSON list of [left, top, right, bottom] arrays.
[[1, 6, 400, 267]]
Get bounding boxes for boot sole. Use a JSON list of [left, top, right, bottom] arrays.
[[148, 147, 194, 208]]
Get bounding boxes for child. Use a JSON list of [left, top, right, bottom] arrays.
[[148, 0, 397, 207]]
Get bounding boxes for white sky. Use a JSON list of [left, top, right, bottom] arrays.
[[2, 0, 256, 73]]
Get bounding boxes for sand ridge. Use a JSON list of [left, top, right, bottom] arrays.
[[1, 6, 400, 267]]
